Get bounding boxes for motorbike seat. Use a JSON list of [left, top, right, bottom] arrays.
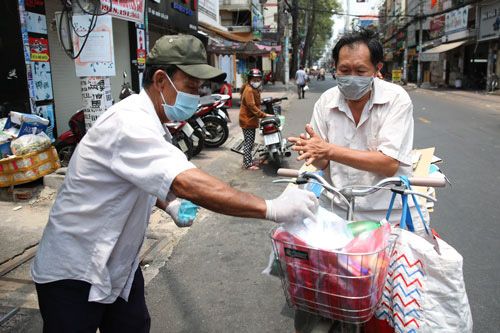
[[260, 116, 281, 127]]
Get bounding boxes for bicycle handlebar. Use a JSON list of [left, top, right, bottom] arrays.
[[277, 168, 446, 189]]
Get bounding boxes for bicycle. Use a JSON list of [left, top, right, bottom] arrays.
[[270, 168, 446, 332]]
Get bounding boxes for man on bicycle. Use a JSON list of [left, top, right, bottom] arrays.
[[289, 28, 428, 332]]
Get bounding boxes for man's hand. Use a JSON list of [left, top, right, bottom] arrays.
[[265, 188, 319, 224], [288, 124, 330, 167]]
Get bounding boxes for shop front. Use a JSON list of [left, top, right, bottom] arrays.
[[478, 1, 500, 92]]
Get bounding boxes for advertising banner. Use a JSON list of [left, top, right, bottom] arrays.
[[479, 2, 500, 41], [30, 61, 53, 101], [100, 0, 145, 23], [80, 77, 113, 130], [445, 6, 469, 34], [29, 37, 50, 62]]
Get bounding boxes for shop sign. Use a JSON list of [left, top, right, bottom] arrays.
[[148, 0, 197, 32], [198, 0, 219, 27], [445, 6, 469, 33], [29, 37, 50, 62], [72, 15, 116, 77], [429, 15, 445, 39], [479, 2, 500, 41], [80, 77, 113, 130], [419, 52, 440, 62], [100, 0, 145, 23]]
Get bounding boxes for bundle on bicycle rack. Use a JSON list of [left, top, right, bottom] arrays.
[[271, 221, 395, 324]]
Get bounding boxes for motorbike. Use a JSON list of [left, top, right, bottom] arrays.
[[258, 97, 291, 168], [317, 73, 325, 81], [54, 109, 86, 167], [55, 72, 136, 167], [165, 121, 196, 160], [263, 71, 275, 85], [191, 94, 230, 149]]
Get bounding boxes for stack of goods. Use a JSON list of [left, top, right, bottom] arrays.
[[271, 209, 392, 323], [0, 112, 59, 187]]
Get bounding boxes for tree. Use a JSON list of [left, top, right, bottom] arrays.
[[296, 0, 340, 68]]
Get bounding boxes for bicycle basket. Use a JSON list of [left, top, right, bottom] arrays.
[[270, 225, 397, 324]]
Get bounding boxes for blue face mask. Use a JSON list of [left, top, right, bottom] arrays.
[[161, 74, 200, 121]]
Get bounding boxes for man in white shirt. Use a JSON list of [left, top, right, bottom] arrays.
[[289, 29, 428, 333], [31, 35, 318, 333]]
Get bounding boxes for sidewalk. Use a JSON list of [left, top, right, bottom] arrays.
[[0, 82, 292, 331]]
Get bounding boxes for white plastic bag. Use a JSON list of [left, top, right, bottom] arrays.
[[303, 84, 310, 91], [375, 227, 473, 332], [10, 131, 51, 156]]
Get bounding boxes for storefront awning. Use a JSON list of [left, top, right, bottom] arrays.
[[199, 22, 255, 43], [422, 41, 466, 55]]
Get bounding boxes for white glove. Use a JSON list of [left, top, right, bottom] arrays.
[[165, 198, 199, 228], [265, 188, 319, 224]]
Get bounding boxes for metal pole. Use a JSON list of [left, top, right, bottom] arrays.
[[417, 0, 423, 87]]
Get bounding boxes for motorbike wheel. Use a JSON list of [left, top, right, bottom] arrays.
[[55, 141, 76, 167], [173, 132, 194, 160], [270, 151, 282, 168], [191, 128, 205, 156], [203, 115, 229, 148]]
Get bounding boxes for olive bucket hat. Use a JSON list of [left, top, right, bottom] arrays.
[[147, 34, 226, 82]]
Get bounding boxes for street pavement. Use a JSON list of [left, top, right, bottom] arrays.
[[147, 77, 500, 333], [1, 77, 499, 332]]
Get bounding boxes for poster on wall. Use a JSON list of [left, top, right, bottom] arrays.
[[26, 12, 47, 34], [80, 77, 113, 130], [29, 37, 50, 62], [136, 27, 146, 67], [100, 0, 145, 23], [31, 61, 53, 101], [72, 15, 115, 77], [34, 104, 56, 141]]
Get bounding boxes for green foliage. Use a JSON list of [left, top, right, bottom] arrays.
[[297, 0, 341, 65]]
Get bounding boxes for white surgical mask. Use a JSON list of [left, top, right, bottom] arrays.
[[336, 75, 374, 101], [250, 81, 262, 89], [161, 74, 200, 121]]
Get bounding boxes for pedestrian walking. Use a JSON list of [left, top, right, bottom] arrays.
[[239, 68, 268, 170], [31, 35, 318, 333], [295, 66, 307, 99]]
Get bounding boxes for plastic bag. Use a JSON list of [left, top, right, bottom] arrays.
[[303, 84, 310, 91], [10, 131, 51, 156]]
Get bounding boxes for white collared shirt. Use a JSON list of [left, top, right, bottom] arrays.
[[31, 90, 195, 303], [311, 78, 417, 220]]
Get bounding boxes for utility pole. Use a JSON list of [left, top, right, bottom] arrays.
[[417, 0, 423, 87], [344, 0, 350, 33]]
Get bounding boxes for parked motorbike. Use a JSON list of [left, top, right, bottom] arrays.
[[165, 121, 196, 160], [54, 109, 85, 167], [191, 94, 230, 149], [258, 97, 290, 168], [55, 72, 135, 167], [263, 71, 275, 85]]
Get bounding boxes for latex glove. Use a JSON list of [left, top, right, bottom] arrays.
[[165, 199, 200, 228], [265, 188, 319, 224]]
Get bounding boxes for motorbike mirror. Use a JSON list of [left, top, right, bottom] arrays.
[[123, 72, 127, 79]]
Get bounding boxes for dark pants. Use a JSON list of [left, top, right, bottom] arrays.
[[297, 84, 305, 99], [35, 268, 150, 333]]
